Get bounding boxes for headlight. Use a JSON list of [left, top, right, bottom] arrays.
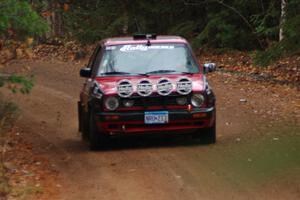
[[123, 99, 134, 107], [105, 96, 119, 111], [176, 97, 187, 105], [191, 94, 205, 107]]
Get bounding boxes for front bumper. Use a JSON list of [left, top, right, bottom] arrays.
[[95, 107, 215, 135]]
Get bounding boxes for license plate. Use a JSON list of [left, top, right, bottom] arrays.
[[144, 111, 169, 124]]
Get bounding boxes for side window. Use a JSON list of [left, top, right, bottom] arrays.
[[87, 46, 101, 69], [87, 46, 102, 77], [91, 47, 103, 76]]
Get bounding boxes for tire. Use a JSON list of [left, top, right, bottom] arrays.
[[78, 102, 82, 132], [202, 123, 216, 144], [193, 123, 216, 144], [78, 104, 89, 141], [78, 103, 89, 141], [88, 109, 108, 150]]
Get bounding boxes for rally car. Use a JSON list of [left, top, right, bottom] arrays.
[[78, 34, 216, 150]]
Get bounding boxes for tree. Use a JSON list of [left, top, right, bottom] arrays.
[[279, 0, 287, 41], [0, 0, 49, 40]]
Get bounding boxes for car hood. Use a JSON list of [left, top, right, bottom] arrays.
[[94, 74, 205, 96]]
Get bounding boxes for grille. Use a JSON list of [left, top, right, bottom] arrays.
[[121, 94, 189, 108]]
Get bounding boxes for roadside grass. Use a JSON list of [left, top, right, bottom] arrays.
[[0, 163, 10, 198], [183, 122, 300, 195], [0, 95, 20, 198], [216, 124, 300, 189], [10, 185, 43, 199]]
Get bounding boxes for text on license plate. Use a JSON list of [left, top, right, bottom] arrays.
[[144, 111, 169, 124]]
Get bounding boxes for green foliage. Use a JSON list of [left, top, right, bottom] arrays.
[[62, 0, 127, 43], [254, 0, 300, 66], [8, 75, 34, 94], [0, 97, 19, 200], [251, 2, 279, 40], [62, 0, 204, 44], [254, 45, 283, 67], [62, 0, 269, 50], [0, 75, 34, 94], [193, 13, 238, 49], [168, 21, 196, 39], [0, 95, 19, 130], [0, 0, 49, 39], [0, 0, 298, 65]]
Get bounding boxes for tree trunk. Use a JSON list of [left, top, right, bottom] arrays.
[[279, 0, 287, 41], [44, 0, 63, 38], [51, 2, 64, 37]]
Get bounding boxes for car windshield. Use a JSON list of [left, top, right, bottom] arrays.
[[97, 43, 199, 75]]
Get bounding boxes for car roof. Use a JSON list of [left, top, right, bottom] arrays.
[[102, 35, 188, 46]]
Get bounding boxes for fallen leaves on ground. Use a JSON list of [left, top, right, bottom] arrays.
[[198, 49, 300, 88], [3, 128, 61, 200]]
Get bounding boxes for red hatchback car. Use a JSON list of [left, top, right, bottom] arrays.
[[78, 34, 216, 150]]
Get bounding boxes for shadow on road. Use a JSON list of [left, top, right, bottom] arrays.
[[63, 133, 213, 153]]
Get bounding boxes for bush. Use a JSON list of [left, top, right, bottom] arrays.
[[0, 75, 34, 94], [0, 95, 19, 130], [0, 95, 19, 199], [168, 21, 196, 39]]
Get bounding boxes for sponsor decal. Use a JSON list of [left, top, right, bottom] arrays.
[[120, 45, 174, 52], [106, 46, 117, 50]]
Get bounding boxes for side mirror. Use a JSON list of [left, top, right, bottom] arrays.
[[203, 63, 217, 73], [80, 68, 91, 78]]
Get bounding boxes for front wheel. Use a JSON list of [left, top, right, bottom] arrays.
[[78, 103, 89, 141], [88, 109, 109, 150], [193, 124, 216, 144], [202, 124, 216, 144]]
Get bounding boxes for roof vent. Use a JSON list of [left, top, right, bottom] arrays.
[[133, 34, 157, 40]]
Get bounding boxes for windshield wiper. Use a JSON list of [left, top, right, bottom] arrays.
[[100, 71, 147, 76], [146, 70, 193, 75]]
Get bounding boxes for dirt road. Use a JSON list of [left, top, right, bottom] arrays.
[[3, 60, 300, 200]]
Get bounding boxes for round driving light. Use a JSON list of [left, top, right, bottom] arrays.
[[176, 97, 188, 105], [123, 99, 134, 107], [105, 96, 119, 111], [157, 78, 173, 96], [117, 79, 133, 98], [191, 94, 205, 107]]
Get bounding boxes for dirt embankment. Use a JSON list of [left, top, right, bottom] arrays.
[[0, 57, 299, 199]]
